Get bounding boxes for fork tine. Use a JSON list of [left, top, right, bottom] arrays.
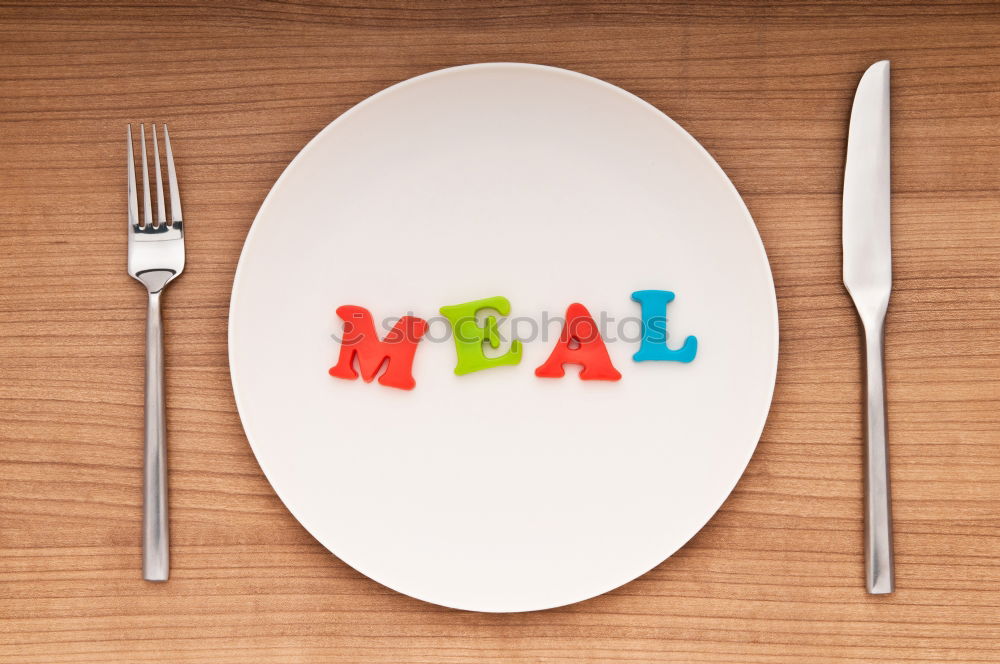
[[139, 125, 153, 228], [163, 124, 182, 223], [152, 125, 166, 227], [127, 125, 139, 229]]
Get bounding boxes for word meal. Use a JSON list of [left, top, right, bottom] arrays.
[[329, 290, 697, 390]]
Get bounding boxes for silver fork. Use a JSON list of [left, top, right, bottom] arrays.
[[126, 124, 185, 582]]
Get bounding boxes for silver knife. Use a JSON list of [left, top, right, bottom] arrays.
[[843, 60, 894, 594]]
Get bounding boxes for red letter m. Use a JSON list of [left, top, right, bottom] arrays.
[[329, 305, 428, 390]]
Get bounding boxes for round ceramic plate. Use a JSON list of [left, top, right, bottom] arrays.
[[229, 63, 778, 613]]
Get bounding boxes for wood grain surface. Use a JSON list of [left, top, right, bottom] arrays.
[[1, 1, 999, 662]]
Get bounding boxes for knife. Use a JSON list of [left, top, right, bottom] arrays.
[[843, 60, 894, 594]]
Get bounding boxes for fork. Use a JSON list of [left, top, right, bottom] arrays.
[[126, 124, 185, 582]]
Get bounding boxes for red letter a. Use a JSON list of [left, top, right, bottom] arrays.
[[535, 303, 621, 381], [329, 305, 428, 390]]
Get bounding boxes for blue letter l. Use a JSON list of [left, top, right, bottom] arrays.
[[631, 290, 698, 363]]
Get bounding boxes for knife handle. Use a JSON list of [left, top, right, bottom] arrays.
[[862, 318, 894, 594]]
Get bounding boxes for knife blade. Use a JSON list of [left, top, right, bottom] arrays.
[[843, 60, 894, 594]]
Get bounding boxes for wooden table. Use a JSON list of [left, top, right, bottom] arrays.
[[2, 2, 998, 662]]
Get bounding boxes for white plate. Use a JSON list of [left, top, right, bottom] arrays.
[[229, 63, 778, 612]]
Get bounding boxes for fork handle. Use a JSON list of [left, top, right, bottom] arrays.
[[862, 318, 894, 594], [143, 290, 169, 581]]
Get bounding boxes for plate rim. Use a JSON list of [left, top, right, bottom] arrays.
[[227, 62, 780, 612]]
